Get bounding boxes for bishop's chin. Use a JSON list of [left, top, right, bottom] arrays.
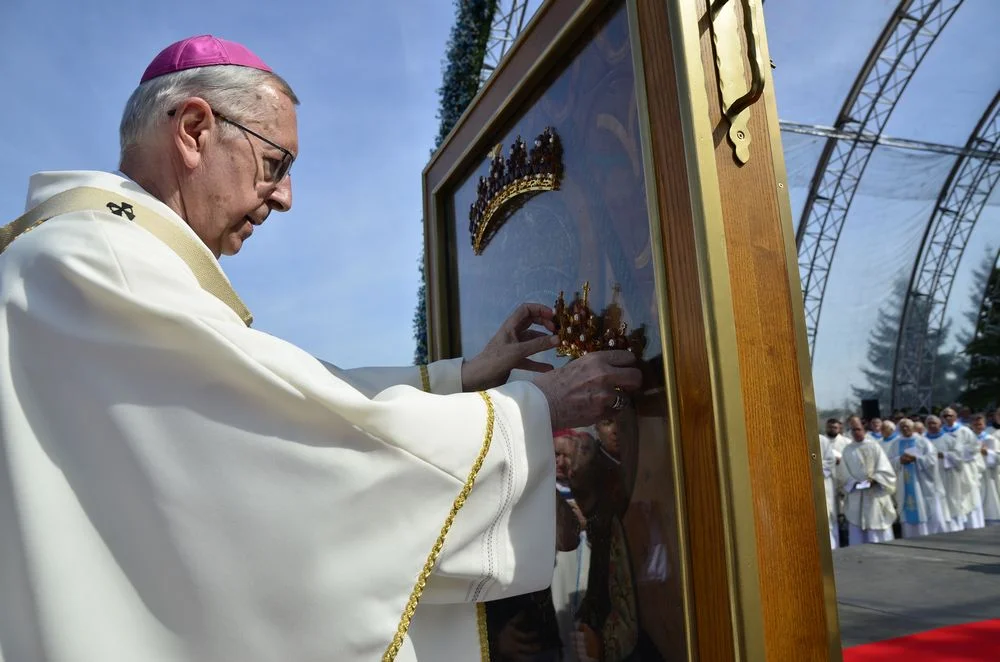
[[222, 218, 256, 255]]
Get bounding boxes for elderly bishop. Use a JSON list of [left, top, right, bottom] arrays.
[[0, 36, 644, 662]]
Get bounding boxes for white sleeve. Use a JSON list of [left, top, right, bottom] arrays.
[[916, 440, 938, 473], [1, 213, 555, 657], [872, 446, 897, 495], [835, 453, 858, 491], [942, 439, 963, 469], [320, 359, 466, 397]]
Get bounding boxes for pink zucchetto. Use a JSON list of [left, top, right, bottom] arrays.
[[140, 35, 272, 84]]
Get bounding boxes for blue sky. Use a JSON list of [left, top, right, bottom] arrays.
[[1, 0, 996, 408]]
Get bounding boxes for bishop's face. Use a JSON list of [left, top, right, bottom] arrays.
[[899, 420, 913, 437], [849, 424, 866, 442], [927, 419, 942, 434], [176, 84, 297, 257], [973, 419, 986, 435]]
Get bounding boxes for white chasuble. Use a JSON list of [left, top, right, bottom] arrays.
[[0, 171, 557, 662], [924, 430, 967, 531], [946, 424, 985, 524], [836, 440, 897, 533]]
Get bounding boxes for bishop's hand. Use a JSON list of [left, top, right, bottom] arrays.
[[461, 303, 560, 392], [533, 350, 643, 430]]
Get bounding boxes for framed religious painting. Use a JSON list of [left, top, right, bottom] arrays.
[[423, 1, 841, 660]]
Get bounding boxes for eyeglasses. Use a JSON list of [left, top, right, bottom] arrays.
[[167, 108, 295, 185]]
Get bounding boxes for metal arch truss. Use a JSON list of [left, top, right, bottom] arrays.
[[891, 94, 1000, 412], [795, 0, 963, 360], [479, 0, 531, 87]]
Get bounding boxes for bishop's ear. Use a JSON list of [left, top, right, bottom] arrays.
[[169, 98, 215, 170]]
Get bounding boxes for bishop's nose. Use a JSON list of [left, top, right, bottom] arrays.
[[267, 175, 293, 212]]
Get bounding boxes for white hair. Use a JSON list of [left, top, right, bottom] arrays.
[[118, 65, 298, 163]]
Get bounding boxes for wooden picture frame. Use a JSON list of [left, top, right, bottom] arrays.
[[422, 1, 840, 659]]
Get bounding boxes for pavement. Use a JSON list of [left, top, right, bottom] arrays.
[[834, 526, 1000, 648]]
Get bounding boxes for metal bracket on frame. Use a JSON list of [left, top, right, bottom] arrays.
[[710, 0, 766, 164]]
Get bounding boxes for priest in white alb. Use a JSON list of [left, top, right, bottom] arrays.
[[988, 410, 1000, 436], [0, 36, 645, 662], [923, 415, 966, 533], [866, 417, 884, 443], [837, 422, 897, 545], [818, 434, 839, 549], [971, 413, 1000, 526], [879, 420, 898, 451], [942, 407, 986, 530], [823, 418, 850, 542], [823, 418, 851, 456], [884, 418, 947, 538]]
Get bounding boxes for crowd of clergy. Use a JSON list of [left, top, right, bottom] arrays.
[[820, 407, 1000, 547]]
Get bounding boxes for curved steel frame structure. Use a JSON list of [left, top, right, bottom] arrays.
[[891, 93, 1000, 411], [795, 0, 963, 360], [479, 0, 531, 86]]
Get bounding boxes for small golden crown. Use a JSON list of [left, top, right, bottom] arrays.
[[554, 282, 647, 360], [469, 127, 563, 255]]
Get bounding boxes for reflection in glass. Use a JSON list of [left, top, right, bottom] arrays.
[[446, 3, 687, 660]]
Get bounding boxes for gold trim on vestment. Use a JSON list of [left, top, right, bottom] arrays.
[[477, 602, 491, 662], [382, 391, 496, 662], [0, 186, 254, 326]]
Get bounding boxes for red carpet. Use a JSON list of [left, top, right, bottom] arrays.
[[844, 619, 1000, 661]]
